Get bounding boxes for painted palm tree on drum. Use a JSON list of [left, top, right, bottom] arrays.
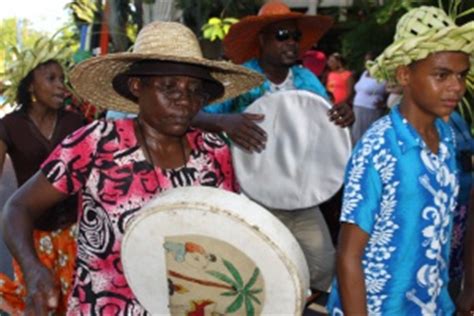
[[207, 260, 263, 315]]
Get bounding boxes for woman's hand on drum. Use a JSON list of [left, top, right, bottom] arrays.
[[328, 102, 355, 127], [24, 263, 59, 316], [220, 113, 267, 152]]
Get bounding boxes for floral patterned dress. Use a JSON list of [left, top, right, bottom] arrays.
[[41, 119, 238, 315]]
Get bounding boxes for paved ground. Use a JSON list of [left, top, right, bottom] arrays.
[[304, 291, 329, 316], [0, 155, 16, 278]]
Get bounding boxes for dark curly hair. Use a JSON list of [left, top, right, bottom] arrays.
[[16, 59, 59, 112]]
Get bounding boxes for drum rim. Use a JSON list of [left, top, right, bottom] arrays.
[[231, 90, 352, 209], [121, 186, 309, 314]]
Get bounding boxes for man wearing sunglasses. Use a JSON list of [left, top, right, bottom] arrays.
[[193, 1, 354, 152], [192, 0, 354, 304]]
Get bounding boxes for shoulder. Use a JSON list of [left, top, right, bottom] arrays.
[[61, 119, 121, 146], [242, 59, 263, 73], [60, 110, 86, 124], [57, 110, 87, 136], [189, 129, 229, 152], [0, 110, 26, 125], [353, 115, 395, 160], [291, 64, 315, 76]]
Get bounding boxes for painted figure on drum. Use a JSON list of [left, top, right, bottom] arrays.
[[164, 235, 265, 316], [193, 0, 354, 300], [0, 21, 263, 315], [327, 6, 474, 316]]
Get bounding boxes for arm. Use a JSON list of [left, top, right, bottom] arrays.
[[1, 171, 68, 315], [346, 73, 355, 105], [456, 187, 474, 315], [337, 223, 370, 315], [327, 72, 355, 127], [328, 103, 355, 127], [297, 67, 354, 127], [192, 111, 267, 153]]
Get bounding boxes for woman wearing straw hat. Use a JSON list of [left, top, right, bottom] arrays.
[[0, 38, 85, 315], [327, 6, 473, 315], [1, 21, 262, 315]]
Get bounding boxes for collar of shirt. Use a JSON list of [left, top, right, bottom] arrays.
[[268, 70, 295, 93], [390, 105, 454, 155], [243, 59, 330, 101]]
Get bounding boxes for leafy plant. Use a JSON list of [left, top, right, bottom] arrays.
[[67, 0, 98, 24], [176, 0, 263, 38], [207, 259, 263, 315], [201, 17, 239, 41]]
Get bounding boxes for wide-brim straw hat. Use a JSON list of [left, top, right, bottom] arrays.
[[223, 1, 334, 65], [69, 21, 264, 113], [368, 6, 474, 82]]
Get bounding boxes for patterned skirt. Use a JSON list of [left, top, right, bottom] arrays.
[[0, 224, 77, 315]]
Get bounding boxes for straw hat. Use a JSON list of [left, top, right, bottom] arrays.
[[368, 6, 474, 82], [69, 21, 264, 113], [223, 1, 334, 64]]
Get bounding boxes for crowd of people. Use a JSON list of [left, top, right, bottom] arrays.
[[0, 1, 472, 315]]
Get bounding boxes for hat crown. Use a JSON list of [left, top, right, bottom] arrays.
[[133, 21, 203, 59], [258, 1, 292, 16], [394, 6, 455, 41]]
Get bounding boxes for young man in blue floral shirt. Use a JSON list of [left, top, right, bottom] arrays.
[[327, 6, 474, 315]]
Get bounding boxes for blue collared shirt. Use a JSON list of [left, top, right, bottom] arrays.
[[203, 58, 329, 113], [327, 106, 459, 316]]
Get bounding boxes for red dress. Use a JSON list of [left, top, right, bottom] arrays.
[[41, 119, 238, 315], [326, 70, 352, 106]]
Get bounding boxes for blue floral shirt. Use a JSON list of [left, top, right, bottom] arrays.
[[202, 58, 329, 114], [327, 106, 459, 316]]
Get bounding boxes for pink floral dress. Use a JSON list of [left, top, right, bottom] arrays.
[[41, 119, 238, 315]]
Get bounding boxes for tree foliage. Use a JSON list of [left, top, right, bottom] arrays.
[[175, 0, 263, 37], [0, 18, 45, 78]]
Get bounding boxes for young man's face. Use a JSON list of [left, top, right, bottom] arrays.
[[259, 20, 301, 67], [399, 51, 470, 119]]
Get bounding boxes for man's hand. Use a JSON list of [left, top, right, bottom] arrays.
[[219, 113, 267, 152], [24, 263, 59, 316], [328, 103, 354, 127]]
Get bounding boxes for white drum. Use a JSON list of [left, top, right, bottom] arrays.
[[232, 90, 352, 210], [121, 186, 309, 315]]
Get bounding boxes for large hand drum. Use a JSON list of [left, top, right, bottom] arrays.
[[121, 187, 310, 315], [232, 90, 352, 210]]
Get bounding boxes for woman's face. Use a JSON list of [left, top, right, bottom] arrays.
[[133, 75, 208, 137], [327, 55, 341, 71], [29, 62, 67, 110]]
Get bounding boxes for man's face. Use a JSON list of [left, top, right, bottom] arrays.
[[399, 51, 470, 119], [259, 20, 301, 67]]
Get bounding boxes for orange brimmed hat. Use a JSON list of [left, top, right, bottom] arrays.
[[223, 1, 334, 64]]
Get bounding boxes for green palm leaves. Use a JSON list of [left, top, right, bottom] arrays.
[[207, 259, 263, 315], [201, 17, 239, 41], [67, 0, 97, 24], [2, 34, 73, 107]]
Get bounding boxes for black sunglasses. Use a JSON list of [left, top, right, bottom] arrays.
[[274, 29, 302, 42]]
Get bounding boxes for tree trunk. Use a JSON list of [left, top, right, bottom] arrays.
[[108, 0, 130, 52]]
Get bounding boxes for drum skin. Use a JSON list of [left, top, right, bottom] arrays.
[[232, 90, 352, 210], [121, 186, 310, 315]]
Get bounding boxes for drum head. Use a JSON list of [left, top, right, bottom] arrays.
[[232, 90, 352, 210], [121, 187, 309, 315]]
